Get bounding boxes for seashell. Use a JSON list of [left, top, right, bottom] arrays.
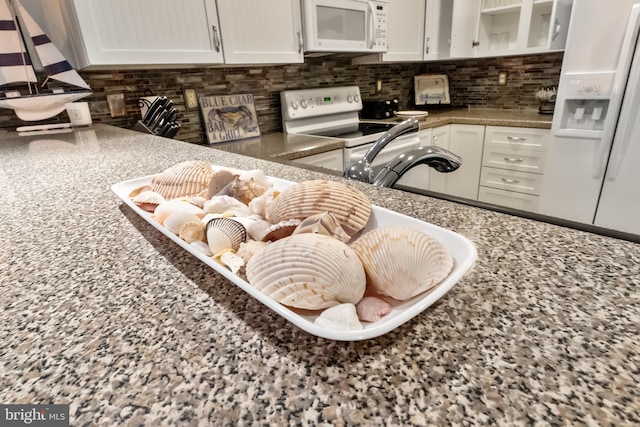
[[266, 180, 371, 238], [128, 184, 152, 198], [248, 187, 279, 217], [355, 296, 392, 322], [190, 240, 212, 256], [131, 190, 166, 212], [151, 160, 213, 199], [214, 248, 245, 275], [219, 174, 270, 205], [187, 196, 208, 209], [246, 233, 366, 310], [208, 169, 238, 198], [163, 211, 202, 235], [236, 240, 268, 265], [350, 226, 454, 301], [246, 219, 271, 241], [292, 211, 351, 243], [314, 303, 363, 331], [179, 220, 206, 243], [206, 217, 247, 255], [261, 219, 301, 242], [203, 195, 252, 217], [154, 199, 204, 217]]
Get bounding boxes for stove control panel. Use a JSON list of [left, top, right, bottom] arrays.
[[281, 86, 363, 121]]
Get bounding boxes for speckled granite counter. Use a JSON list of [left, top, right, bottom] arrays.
[[1, 124, 638, 426]]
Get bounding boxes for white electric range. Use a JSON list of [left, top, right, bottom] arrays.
[[280, 86, 422, 174]]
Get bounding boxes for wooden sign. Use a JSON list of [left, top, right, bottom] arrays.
[[199, 94, 260, 144]]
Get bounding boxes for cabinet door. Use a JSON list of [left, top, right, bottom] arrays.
[[216, 0, 303, 64], [450, 0, 480, 57], [66, 0, 223, 67], [424, 0, 454, 60], [291, 149, 344, 172], [382, 0, 426, 62], [431, 124, 484, 200]]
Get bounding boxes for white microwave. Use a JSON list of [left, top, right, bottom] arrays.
[[302, 0, 388, 53]]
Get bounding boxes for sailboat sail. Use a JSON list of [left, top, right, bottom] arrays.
[[15, 0, 89, 90], [0, 0, 36, 85], [0, 0, 91, 121]]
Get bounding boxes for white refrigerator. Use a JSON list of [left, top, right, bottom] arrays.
[[539, 0, 640, 236]]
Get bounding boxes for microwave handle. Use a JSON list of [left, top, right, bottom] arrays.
[[368, 2, 375, 49]]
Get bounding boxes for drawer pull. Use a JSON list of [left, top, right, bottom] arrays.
[[501, 177, 520, 184], [504, 157, 524, 162], [507, 136, 527, 142]]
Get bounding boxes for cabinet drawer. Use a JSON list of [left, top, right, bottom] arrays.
[[484, 126, 550, 152], [482, 146, 546, 174], [478, 186, 539, 213], [480, 167, 543, 196]]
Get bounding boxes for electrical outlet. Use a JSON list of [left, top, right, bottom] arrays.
[[498, 72, 507, 85], [106, 93, 126, 117], [183, 88, 198, 110]]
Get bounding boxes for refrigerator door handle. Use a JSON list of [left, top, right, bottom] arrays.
[[594, 4, 640, 180]]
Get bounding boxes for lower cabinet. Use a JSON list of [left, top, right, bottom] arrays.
[[430, 124, 485, 200], [291, 149, 344, 172], [477, 126, 550, 213]]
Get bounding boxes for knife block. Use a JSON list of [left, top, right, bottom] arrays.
[[133, 120, 155, 134]]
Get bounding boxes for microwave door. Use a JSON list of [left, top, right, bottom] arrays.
[[303, 0, 383, 52]]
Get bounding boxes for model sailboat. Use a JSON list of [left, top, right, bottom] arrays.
[[0, 0, 91, 121]]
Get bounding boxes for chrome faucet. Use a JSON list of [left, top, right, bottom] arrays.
[[343, 117, 420, 183], [372, 145, 462, 188], [343, 116, 462, 188]]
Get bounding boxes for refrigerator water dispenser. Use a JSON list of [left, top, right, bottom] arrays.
[[553, 71, 615, 138]]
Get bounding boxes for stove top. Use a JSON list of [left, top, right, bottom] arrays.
[[309, 122, 396, 139]]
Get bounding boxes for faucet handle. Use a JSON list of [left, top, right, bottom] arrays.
[[344, 159, 374, 183]]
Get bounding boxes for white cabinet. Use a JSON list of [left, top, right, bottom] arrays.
[[450, 0, 572, 58], [291, 149, 344, 172], [216, 0, 303, 64], [353, 0, 453, 64], [478, 126, 550, 212], [424, 0, 454, 60], [429, 124, 484, 200], [28, 0, 302, 69], [29, 0, 224, 68]]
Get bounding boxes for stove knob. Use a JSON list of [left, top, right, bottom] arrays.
[[354, 95, 360, 102], [347, 95, 353, 103], [291, 101, 299, 110], [301, 100, 308, 108]]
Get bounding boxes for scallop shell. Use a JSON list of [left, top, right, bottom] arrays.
[[261, 219, 301, 242], [266, 180, 371, 238], [350, 226, 454, 301], [246, 233, 366, 310], [131, 190, 166, 212], [151, 160, 213, 199], [206, 217, 247, 255], [179, 220, 206, 243]]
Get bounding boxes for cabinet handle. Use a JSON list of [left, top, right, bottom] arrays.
[[501, 177, 520, 184], [212, 25, 221, 52], [504, 157, 524, 162], [552, 19, 561, 41], [507, 136, 527, 142], [297, 29, 304, 53], [472, 40, 480, 48], [425, 37, 430, 54]]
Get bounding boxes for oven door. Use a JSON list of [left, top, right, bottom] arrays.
[[302, 0, 387, 52], [344, 134, 430, 190]]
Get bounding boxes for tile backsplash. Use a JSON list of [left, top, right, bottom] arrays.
[[0, 52, 563, 143]]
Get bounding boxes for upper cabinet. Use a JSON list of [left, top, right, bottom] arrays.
[[25, 0, 302, 69], [216, 0, 303, 64], [451, 0, 573, 58]]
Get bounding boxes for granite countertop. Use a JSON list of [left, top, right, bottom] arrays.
[[214, 108, 553, 162], [1, 124, 638, 425]]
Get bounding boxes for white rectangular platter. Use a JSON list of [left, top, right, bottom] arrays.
[[112, 169, 477, 341]]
